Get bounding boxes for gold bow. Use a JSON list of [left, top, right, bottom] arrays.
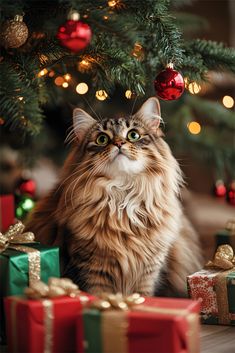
[[24, 277, 89, 303], [206, 244, 235, 270], [91, 292, 145, 311], [0, 221, 35, 253]]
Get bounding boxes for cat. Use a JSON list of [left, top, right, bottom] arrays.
[[26, 97, 203, 296]]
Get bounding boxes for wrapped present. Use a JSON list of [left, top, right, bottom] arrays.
[[77, 293, 200, 353], [187, 244, 235, 325], [215, 220, 235, 250], [0, 221, 60, 341], [4, 278, 95, 353], [0, 194, 14, 232]]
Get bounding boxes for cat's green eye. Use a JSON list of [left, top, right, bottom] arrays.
[[96, 133, 109, 146], [127, 130, 140, 142]]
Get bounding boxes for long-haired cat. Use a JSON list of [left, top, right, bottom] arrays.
[[26, 97, 203, 296]]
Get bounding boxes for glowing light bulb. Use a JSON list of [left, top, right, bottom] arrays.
[[125, 90, 132, 99], [54, 77, 64, 86], [38, 69, 48, 77], [222, 95, 234, 108], [188, 82, 201, 95], [64, 74, 71, 81], [108, 0, 117, 7], [187, 121, 201, 135], [95, 90, 108, 101], [62, 82, 69, 88], [76, 82, 89, 94], [18, 96, 24, 101]]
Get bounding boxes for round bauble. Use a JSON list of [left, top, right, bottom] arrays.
[[57, 20, 92, 52], [1, 15, 28, 49], [154, 67, 184, 101], [213, 180, 227, 197]]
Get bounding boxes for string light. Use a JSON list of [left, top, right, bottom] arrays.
[[78, 59, 91, 71], [76, 82, 89, 94], [107, 0, 124, 9], [125, 90, 133, 99], [108, 0, 117, 7], [103, 16, 109, 20], [54, 76, 64, 86], [64, 73, 71, 81], [18, 96, 24, 101], [131, 43, 144, 61], [188, 82, 201, 94], [62, 82, 69, 88], [38, 68, 48, 77], [96, 90, 108, 101], [187, 121, 201, 135], [222, 95, 234, 108]]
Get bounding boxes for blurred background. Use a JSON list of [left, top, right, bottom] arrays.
[[0, 0, 234, 259]]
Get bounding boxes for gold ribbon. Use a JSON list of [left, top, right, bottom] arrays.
[[0, 220, 41, 285], [0, 221, 35, 252], [205, 244, 235, 325], [206, 244, 235, 270], [90, 292, 198, 353], [25, 277, 90, 302]]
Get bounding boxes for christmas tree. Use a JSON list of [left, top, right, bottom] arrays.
[[0, 0, 235, 184]]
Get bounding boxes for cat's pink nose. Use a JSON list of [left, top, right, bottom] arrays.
[[113, 140, 126, 148]]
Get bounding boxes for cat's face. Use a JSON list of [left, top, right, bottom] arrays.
[[71, 97, 163, 178]]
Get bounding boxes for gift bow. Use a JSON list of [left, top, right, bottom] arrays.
[[91, 292, 145, 311], [0, 221, 35, 253], [25, 277, 89, 304], [206, 244, 235, 270]]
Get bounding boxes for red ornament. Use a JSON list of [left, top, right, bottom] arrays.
[[226, 181, 235, 206], [213, 180, 227, 197], [154, 67, 184, 100], [18, 179, 36, 197], [57, 20, 92, 52]]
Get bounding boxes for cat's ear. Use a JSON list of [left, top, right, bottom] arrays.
[[135, 97, 162, 133], [73, 108, 96, 141]]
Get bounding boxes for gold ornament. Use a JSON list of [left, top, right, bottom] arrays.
[[1, 15, 29, 48]]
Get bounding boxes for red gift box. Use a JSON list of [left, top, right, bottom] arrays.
[[0, 194, 14, 232], [78, 296, 201, 353], [5, 293, 95, 353]]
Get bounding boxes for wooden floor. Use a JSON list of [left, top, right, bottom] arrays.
[[200, 325, 235, 353], [1, 325, 234, 352]]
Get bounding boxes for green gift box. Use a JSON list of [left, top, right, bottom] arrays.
[[0, 243, 60, 342], [216, 220, 235, 250]]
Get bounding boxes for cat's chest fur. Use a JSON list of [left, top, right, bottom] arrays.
[[63, 175, 179, 292]]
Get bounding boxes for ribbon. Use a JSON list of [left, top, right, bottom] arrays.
[[87, 292, 198, 353], [205, 244, 235, 270], [0, 220, 35, 252], [91, 292, 145, 311], [0, 220, 41, 285], [205, 244, 235, 325], [24, 277, 90, 303]]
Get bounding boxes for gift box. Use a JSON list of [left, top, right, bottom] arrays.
[[0, 194, 14, 232], [187, 245, 235, 325], [0, 222, 60, 342], [215, 220, 235, 250], [4, 279, 95, 353], [77, 295, 200, 353], [187, 268, 235, 325]]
